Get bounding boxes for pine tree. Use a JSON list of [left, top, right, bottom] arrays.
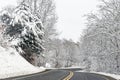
[[0, 2, 44, 65]]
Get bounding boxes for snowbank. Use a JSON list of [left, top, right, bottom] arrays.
[[0, 46, 45, 79], [91, 72, 120, 80]]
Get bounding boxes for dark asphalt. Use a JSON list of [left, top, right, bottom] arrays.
[[4, 69, 116, 80], [71, 72, 108, 80], [5, 70, 69, 80]]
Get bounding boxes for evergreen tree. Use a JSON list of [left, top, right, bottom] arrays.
[[0, 2, 44, 64]]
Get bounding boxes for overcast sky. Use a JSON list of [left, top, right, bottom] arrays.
[[56, 0, 99, 42], [0, 0, 99, 42]]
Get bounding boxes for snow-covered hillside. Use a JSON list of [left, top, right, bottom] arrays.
[[0, 46, 45, 79]]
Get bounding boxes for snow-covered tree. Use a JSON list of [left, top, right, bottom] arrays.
[[43, 39, 80, 68], [79, 0, 120, 74], [0, 3, 44, 65], [18, 0, 57, 39], [17, 0, 58, 66]]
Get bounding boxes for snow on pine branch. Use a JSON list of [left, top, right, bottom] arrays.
[[0, 2, 44, 55]]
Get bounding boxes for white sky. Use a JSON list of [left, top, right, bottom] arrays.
[[0, 0, 17, 11], [55, 0, 99, 42], [0, 0, 99, 42]]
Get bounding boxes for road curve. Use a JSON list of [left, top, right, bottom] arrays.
[[4, 69, 116, 80], [70, 72, 110, 80], [5, 70, 70, 80], [70, 72, 116, 80]]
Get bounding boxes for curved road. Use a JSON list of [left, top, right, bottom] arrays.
[[70, 72, 116, 80], [5, 69, 116, 80]]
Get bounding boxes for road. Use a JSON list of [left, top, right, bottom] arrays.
[[4, 69, 116, 80], [70, 72, 116, 80]]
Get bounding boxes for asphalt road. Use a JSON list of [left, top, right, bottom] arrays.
[[5, 70, 69, 80], [70, 72, 116, 80], [4, 69, 116, 80]]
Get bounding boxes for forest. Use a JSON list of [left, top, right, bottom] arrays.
[[0, 0, 120, 75]]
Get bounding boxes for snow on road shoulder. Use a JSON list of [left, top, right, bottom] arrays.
[[91, 71, 120, 80], [0, 46, 45, 79]]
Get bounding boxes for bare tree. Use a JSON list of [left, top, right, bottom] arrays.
[[79, 0, 120, 74]]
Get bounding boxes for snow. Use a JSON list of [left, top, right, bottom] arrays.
[[10, 38, 20, 46], [91, 72, 120, 80], [45, 63, 51, 68], [0, 46, 45, 79], [0, 2, 45, 79], [0, 10, 10, 17]]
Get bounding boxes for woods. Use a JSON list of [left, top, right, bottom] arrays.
[[0, 0, 120, 75], [80, 0, 120, 74]]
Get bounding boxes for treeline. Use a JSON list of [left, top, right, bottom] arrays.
[[40, 39, 81, 68], [1, 0, 120, 75], [79, 0, 120, 74]]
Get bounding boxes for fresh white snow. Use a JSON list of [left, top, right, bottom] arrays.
[[91, 72, 120, 80], [0, 46, 45, 79]]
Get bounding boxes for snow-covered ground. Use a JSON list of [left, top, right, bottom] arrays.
[[91, 72, 120, 80], [0, 46, 45, 79]]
